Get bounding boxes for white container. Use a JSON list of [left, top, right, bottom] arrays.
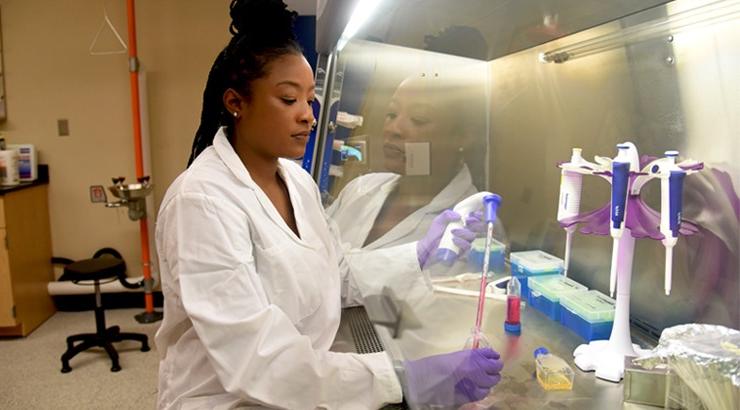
[[8, 144, 37, 181], [0, 149, 20, 186]]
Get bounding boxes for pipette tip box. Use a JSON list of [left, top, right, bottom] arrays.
[[527, 275, 587, 321], [510, 250, 564, 300], [559, 290, 615, 341], [467, 237, 505, 274]]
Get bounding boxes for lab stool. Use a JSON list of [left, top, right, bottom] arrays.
[[58, 250, 150, 373]]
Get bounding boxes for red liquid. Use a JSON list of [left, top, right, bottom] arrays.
[[506, 295, 521, 324]]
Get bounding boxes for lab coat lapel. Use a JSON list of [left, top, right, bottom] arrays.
[[339, 173, 400, 248], [277, 161, 315, 246], [213, 128, 307, 245]]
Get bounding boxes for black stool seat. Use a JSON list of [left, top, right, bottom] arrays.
[[63, 257, 126, 281], [59, 254, 150, 373]]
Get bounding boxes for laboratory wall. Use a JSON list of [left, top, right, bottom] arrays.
[[488, 1, 740, 333], [0, 0, 313, 278]]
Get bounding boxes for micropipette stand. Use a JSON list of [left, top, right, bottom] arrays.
[[561, 143, 702, 382]]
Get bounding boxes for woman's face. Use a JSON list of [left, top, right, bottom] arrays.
[[382, 78, 458, 174], [235, 53, 315, 160]]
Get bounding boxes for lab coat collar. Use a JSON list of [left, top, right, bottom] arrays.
[[212, 127, 313, 247], [368, 164, 476, 248], [213, 127, 259, 190], [424, 163, 475, 214]]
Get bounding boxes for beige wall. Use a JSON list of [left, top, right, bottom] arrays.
[[0, 0, 236, 277]]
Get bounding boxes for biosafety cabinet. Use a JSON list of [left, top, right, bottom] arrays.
[[311, 0, 738, 405]]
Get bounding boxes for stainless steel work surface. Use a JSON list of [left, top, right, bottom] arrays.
[[369, 278, 658, 410]]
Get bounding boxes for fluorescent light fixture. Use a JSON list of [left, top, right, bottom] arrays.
[[337, 0, 382, 52], [540, 0, 740, 63]]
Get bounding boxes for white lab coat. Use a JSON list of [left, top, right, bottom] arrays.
[[155, 128, 406, 410], [326, 165, 478, 250]]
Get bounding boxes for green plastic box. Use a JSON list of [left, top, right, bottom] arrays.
[[559, 290, 616, 341], [528, 276, 587, 321]]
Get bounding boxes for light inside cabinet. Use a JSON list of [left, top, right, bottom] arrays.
[[539, 0, 740, 63], [337, 0, 383, 51]]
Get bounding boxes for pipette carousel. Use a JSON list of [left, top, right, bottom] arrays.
[[555, 142, 703, 382]]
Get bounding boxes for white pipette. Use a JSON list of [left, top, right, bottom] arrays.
[[656, 151, 686, 296], [557, 148, 586, 276], [436, 191, 495, 266]]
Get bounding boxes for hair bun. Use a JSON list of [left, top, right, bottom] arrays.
[[229, 0, 297, 43]]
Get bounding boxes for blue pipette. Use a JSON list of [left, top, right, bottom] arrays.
[[608, 144, 631, 297]]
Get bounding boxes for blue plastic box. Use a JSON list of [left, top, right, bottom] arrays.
[[467, 237, 505, 275], [510, 251, 564, 299], [527, 275, 587, 321], [559, 290, 615, 341]]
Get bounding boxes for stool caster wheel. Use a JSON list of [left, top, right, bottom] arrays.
[[61, 365, 72, 373], [111, 365, 121, 372]]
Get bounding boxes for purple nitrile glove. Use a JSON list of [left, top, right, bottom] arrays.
[[404, 348, 503, 407], [464, 210, 487, 234], [417, 210, 460, 268], [417, 210, 484, 268]]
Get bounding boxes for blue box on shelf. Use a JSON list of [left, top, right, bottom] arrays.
[[527, 275, 587, 321], [559, 290, 615, 341], [509, 250, 564, 299], [467, 237, 505, 275]]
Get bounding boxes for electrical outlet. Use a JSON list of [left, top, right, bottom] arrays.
[[89, 185, 107, 203], [57, 119, 69, 136]]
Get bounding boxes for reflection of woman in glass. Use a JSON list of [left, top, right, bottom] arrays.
[[326, 71, 507, 266], [327, 27, 503, 260]]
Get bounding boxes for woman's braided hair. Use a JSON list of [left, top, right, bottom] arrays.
[[187, 0, 302, 166]]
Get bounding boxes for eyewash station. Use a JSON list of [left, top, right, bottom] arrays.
[[315, 0, 740, 408]]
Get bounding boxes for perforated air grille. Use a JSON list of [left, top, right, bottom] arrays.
[[345, 306, 384, 354]]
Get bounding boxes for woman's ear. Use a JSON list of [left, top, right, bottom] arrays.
[[223, 88, 244, 118]]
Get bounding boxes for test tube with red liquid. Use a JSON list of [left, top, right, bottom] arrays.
[[504, 276, 521, 335]]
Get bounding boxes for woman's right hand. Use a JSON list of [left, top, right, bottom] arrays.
[[403, 347, 503, 407]]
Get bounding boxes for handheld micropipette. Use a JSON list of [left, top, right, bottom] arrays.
[[608, 144, 632, 297], [656, 151, 686, 296], [436, 191, 496, 266], [471, 194, 502, 349]]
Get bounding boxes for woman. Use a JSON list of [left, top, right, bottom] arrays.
[[155, 1, 503, 409]]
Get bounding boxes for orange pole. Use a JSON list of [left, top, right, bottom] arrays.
[[126, 0, 144, 177], [126, 0, 156, 318]]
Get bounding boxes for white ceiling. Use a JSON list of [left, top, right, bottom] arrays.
[[285, 0, 317, 15]]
